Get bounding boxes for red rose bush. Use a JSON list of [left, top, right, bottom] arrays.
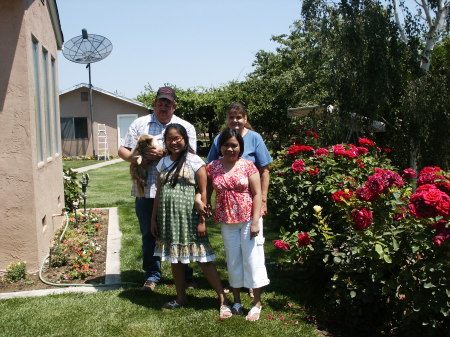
[[270, 128, 449, 333]]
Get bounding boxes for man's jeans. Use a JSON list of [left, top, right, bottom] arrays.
[[135, 197, 194, 283]]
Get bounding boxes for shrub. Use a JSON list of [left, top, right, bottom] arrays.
[[4, 261, 27, 282], [269, 129, 450, 336], [63, 168, 82, 213]]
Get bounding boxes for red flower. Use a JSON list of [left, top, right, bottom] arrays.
[[297, 232, 311, 246], [366, 175, 386, 194], [356, 147, 369, 155], [402, 168, 416, 179], [307, 167, 319, 175], [314, 147, 329, 157], [287, 145, 314, 156], [420, 166, 442, 175], [432, 222, 450, 246], [409, 185, 450, 218], [304, 130, 320, 139], [296, 125, 303, 131], [356, 186, 378, 202], [331, 190, 354, 203], [383, 148, 392, 153], [351, 208, 373, 231], [358, 138, 375, 146], [273, 240, 290, 251], [392, 212, 405, 221], [291, 160, 305, 173]]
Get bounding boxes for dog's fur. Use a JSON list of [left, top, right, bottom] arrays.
[[129, 134, 160, 197]]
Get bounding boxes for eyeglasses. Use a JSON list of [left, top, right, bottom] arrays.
[[165, 136, 183, 143]]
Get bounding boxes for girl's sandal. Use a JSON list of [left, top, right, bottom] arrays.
[[219, 305, 233, 319], [246, 305, 262, 321], [231, 302, 243, 315], [162, 300, 183, 309]]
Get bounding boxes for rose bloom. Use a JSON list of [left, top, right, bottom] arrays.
[[402, 168, 417, 179], [392, 212, 405, 221], [291, 160, 305, 173], [418, 172, 439, 186], [366, 175, 386, 194], [313, 205, 322, 213], [420, 166, 442, 175], [383, 148, 392, 153], [433, 226, 450, 246], [304, 130, 320, 139], [273, 240, 290, 251], [287, 144, 314, 156], [298, 232, 311, 246], [314, 147, 329, 157], [357, 147, 369, 155], [307, 167, 319, 175], [356, 186, 379, 202], [358, 138, 375, 146], [332, 144, 346, 156], [408, 184, 450, 218], [331, 190, 354, 203], [351, 208, 373, 231]]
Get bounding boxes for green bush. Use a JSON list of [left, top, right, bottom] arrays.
[[63, 168, 81, 213], [269, 128, 450, 336], [4, 261, 27, 282]]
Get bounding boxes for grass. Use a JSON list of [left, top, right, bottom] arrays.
[[0, 161, 323, 337]]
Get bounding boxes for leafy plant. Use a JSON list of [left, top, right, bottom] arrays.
[[4, 261, 27, 282], [63, 168, 82, 213], [269, 128, 450, 336]]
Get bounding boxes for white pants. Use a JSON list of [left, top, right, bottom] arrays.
[[220, 218, 270, 289]]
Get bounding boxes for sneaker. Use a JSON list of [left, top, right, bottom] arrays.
[[143, 280, 157, 291], [185, 280, 197, 290]]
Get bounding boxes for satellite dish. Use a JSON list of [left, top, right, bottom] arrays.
[[63, 29, 112, 64], [62, 29, 113, 158]]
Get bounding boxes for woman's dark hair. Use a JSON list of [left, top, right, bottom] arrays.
[[218, 128, 244, 157], [163, 123, 194, 187], [226, 103, 254, 131]]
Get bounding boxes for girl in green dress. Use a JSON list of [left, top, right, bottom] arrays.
[[150, 123, 232, 319]]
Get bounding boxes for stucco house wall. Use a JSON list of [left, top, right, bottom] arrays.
[[0, 0, 65, 272], [59, 84, 149, 157]]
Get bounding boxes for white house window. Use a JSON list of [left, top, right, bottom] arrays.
[[32, 36, 44, 163], [51, 57, 61, 154], [42, 48, 53, 157], [61, 117, 88, 140]]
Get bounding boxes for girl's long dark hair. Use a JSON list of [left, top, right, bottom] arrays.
[[163, 123, 195, 187]]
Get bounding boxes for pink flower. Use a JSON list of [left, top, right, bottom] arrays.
[[291, 160, 305, 173], [358, 138, 375, 146], [273, 240, 290, 251], [351, 208, 373, 231], [297, 232, 311, 246], [402, 168, 416, 179]]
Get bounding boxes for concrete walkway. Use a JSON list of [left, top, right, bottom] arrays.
[[0, 207, 124, 300], [73, 158, 124, 173]]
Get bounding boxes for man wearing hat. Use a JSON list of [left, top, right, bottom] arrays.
[[119, 87, 196, 290]]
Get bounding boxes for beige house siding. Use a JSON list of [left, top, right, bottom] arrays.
[[0, 0, 65, 272], [59, 84, 149, 157]]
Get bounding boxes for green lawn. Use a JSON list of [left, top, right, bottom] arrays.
[[63, 159, 106, 170], [0, 161, 322, 337]]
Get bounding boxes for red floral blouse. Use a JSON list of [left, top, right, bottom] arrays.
[[206, 158, 258, 224]]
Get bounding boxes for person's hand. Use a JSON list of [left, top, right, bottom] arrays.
[[150, 218, 158, 237], [197, 222, 207, 237], [261, 199, 267, 216], [143, 147, 164, 161], [250, 221, 260, 239], [195, 199, 211, 216]]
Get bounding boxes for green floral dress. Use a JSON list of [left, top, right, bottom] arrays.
[[154, 153, 215, 263]]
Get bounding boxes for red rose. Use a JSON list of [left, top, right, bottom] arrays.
[[356, 186, 378, 202], [331, 190, 354, 203], [287, 145, 314, 156], [273, 240, 290, 251], [366, 175, 386, 194], [392, 212, 405, 221], [307, 167, 319, 175], [383, 148, 392, 153], [356, 147, 369, 155], [297, 232, 311, 246], [358, 138, 375, 146], [351, 208, 373, 231], [291, 160, 305, 173], [420, 166, 442, 175], [402, 168, 416, 179], [432, 225, 450, 246], [314, 147, 329, 157]]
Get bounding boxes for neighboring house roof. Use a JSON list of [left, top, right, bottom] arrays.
[[60, 83, 148, 109], [47, 0, 64, 49]]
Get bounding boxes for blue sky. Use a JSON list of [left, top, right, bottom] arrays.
[[57, 0, 302, 99]]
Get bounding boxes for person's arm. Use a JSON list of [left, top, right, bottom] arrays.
[[258, 165, 270, 215], [150, 175, 162, 238], [248, 171, 262, 239], [196, 166, 208, 237]]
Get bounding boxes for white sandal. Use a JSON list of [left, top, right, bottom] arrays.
[[246, 305, 262, 321]]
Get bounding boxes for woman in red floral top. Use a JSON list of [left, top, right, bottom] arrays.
[[206, 128, 270, 321]]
